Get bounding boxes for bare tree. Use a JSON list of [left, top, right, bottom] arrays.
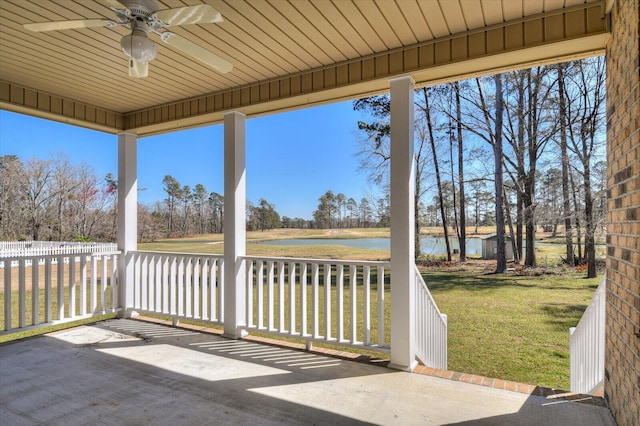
[[494, 74, 507, 273]]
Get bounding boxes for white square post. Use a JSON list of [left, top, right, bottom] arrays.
[[389, 76, 417, 371], [223, 111, 247, 338], [117, 132, 137, 317]]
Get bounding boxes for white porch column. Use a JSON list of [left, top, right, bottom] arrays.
[[117, 132, 137, 317], [389, 76, 417, 371], [223, 111, 247, 338]]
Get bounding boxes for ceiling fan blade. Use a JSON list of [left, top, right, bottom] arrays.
[[128, 59, 149, 78], [154, 5, 222, 26], [24, 19, 111, 32], [161, 32, 232, 73]]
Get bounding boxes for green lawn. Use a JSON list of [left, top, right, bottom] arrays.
[[424, 268, 601, 389]]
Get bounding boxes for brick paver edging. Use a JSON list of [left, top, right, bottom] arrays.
[[132, 316, 607, 408]]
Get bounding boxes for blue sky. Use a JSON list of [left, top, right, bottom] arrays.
[[0, 102, 376, 219]]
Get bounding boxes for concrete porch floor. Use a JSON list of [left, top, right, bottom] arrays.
[[1, 319, 615, 425]]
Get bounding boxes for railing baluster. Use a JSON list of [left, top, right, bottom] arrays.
[[57, 255, 65, 320], [162, 256, 169, 314], [278, 261, 285, 332], [218, 258, 224, 321], [324, 263, 331, 341], [337, 265, 344, 342], [363, 265, 370, 346], [312, 263, 319, 338], [140, 253, 147, 311], [246, 260, 254, 327], [377, 266, 385, 347], [79, 255, 87, 316], [18, 258, 26, 328], [289, 262, 296, 335], [257, 261, 264, 329], [134, 252, 141, 309], [193, 257, 201, 319], [101, 255, 107, 313], [33, 257, 40, 325], [300, 262, 308, 337], [111, 254, 117, 311], [169, 256, 177, 315], [267, 261, 275, 331], [4, 262, 11, 331], [45, 257, 52, 323], [177, 256, 184, 317], [69, 256, 76, 318], [91, 255, 98, 313], [185, 257, 192, 317], [200, 258, 208, 320], [350, 265, 356, 344], [209, 260, 220, 321]]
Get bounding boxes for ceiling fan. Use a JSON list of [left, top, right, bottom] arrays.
[[23, 0, 232, 78]]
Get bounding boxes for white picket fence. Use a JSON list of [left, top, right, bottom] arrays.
[[1, 241, 118, 267], [570, 274, 607, 394], [244, 256, 390, 351], [414, 265, 448, 369], [2, 250, 120, 333]]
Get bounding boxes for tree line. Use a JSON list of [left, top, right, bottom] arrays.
[[354, 57, 606, 276], [0, 154, 117, 242]]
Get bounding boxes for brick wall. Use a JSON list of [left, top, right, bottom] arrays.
[[605, 0, 640, 425]]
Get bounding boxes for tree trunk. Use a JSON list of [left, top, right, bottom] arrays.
[[504, 187, 519, 263], [422, 88, 452, 261], [456, 82, 467, 261], [583, 163, 597, 278], [494, 74, 507, 273], [570, 171, 583, 261], [557, 64, 575, 266]]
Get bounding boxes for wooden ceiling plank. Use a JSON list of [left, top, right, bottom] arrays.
[[523, 0, 545, 16], [333, 1, 388, 52], [292, 1, 358, 60], [439, 0, 468, 34], [418, 0, 450, 38], [222, 1, 319, 70], [543, 0, 567, 11], [501, 0, 523, 20], [213, 1, 304, 75], [252, 0, 335, 65], [395, 0, 434, 41], [458, 0, 486, 31], [353, 0, 402, 48], [373, 0, 418, 46], [312, 1, 373, 56], [480, 0, 505, 26]]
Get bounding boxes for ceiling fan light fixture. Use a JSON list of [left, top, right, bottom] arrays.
[[121, 30, 157, 61]]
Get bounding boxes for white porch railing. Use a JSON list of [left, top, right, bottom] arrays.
[[414, 265, 447, 370], [130, 251, 224, 324], [1, 250, 120, 333], [570, 274, 606, 394], [243, 256, 390, 352]]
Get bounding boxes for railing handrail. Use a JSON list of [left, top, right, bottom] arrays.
[[131, 249, 223, 258], [242, 254, 390, 267]]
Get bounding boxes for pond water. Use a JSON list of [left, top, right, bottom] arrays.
[[253, 237, 484, 255]]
